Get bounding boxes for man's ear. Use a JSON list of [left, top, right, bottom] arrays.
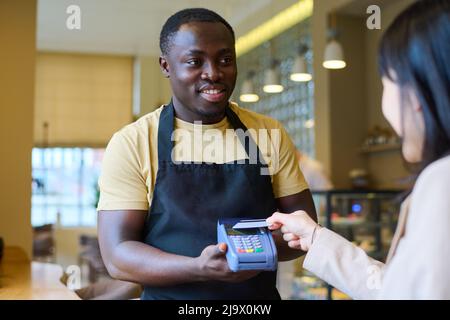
[[159, 56, 170, 78]]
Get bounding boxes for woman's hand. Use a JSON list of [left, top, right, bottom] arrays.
[[266, 211, 321, 252]]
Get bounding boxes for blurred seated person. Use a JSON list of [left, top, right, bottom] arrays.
[[64, 235, 143, 300], [75, 278, 142, 300], [297, 151, 333, 191], [32, 224, 55, 262]]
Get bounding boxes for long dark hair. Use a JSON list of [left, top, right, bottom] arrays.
[[379, 0, 450, 176]]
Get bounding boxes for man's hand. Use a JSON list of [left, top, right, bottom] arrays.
[[195, 243, 260, 283]]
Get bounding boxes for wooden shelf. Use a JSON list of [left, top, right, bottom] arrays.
[[360, 143, 401, 154], [331, 217, 365, 226]]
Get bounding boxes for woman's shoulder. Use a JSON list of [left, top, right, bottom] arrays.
[[408, 155, 450, 223], [415, 155, 450, 189]]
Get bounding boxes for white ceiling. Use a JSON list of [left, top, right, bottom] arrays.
[[37, 0, 275, 56], [338, 0, 393, 16]]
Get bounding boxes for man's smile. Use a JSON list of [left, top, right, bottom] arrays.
[[198, 85, 227, 103]]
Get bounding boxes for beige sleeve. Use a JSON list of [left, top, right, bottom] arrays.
[[305, 159, 450, 300], [380, 160, 450, 299], [271, 122, 309, 198], [304, 228, 385, 300], [97, 131, 149, 211]]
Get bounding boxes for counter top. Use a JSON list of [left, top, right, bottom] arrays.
[[0, 246, 80, 300]]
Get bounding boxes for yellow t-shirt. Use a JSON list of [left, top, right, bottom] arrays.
[[97, 102, 309, 211]]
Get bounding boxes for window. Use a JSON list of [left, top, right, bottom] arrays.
[[31, 148, 104, 227]]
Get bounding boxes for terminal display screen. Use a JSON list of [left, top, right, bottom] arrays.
[[226, 227, 260, 236]]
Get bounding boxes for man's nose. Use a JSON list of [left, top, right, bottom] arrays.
[[201, 62, 223, 82]]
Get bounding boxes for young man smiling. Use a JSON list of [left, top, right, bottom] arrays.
[[97, 8, 317, 300]]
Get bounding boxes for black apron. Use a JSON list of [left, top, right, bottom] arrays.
[[141, 102, 280, 300]]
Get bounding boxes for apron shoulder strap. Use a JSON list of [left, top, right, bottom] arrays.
[[157, 102, 175, 162], [157, 101, 268, 166]]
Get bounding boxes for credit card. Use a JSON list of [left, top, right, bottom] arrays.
[[232, 219, 269, 229]]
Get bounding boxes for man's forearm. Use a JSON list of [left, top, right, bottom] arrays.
[[107, 240, 202, 287]]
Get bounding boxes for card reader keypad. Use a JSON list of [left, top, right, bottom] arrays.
[[231, 235, 264, 253]]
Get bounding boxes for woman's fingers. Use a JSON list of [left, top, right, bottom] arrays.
[[266, 210, 317, 252], [288, 239, 301, 249], [267, 210, 312, 237], [282, 232, 299, 242], [266, 212, 288, 230], [281, 225, 289, 233], [267, 221, 282, 230]]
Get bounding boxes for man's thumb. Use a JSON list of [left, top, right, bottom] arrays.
[[212, 243, 227, 257]]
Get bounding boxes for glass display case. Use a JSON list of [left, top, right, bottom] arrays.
[[279, 189, 403, 300]]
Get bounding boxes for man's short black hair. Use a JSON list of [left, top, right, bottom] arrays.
[[159, 8, 235, 55]]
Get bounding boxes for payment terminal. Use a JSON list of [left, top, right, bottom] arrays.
[[217, 218, 277, 272]]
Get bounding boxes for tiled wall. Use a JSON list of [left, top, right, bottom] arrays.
[[234, 19, 314, 157]]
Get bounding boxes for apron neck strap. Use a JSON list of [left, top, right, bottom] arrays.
[[157, 100, 176, 162]]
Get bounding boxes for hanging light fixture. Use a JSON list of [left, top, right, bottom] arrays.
[[240, 71, 259, 103], [305, 119, 315, 129], [263, 41, 284, 93], [290, 43, 312, 82], [323, 39, 346, 69], [323, 13, 346, 70], [263, 59, 284, 93]]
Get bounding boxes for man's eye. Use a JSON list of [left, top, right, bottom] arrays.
[[221, 57, 233, 64], [187, 59, 200, 66]]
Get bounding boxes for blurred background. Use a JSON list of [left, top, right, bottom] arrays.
[[0, 0, 416, 299]]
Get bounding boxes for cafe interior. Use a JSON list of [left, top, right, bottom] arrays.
[[0, 0, 417, 300]]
